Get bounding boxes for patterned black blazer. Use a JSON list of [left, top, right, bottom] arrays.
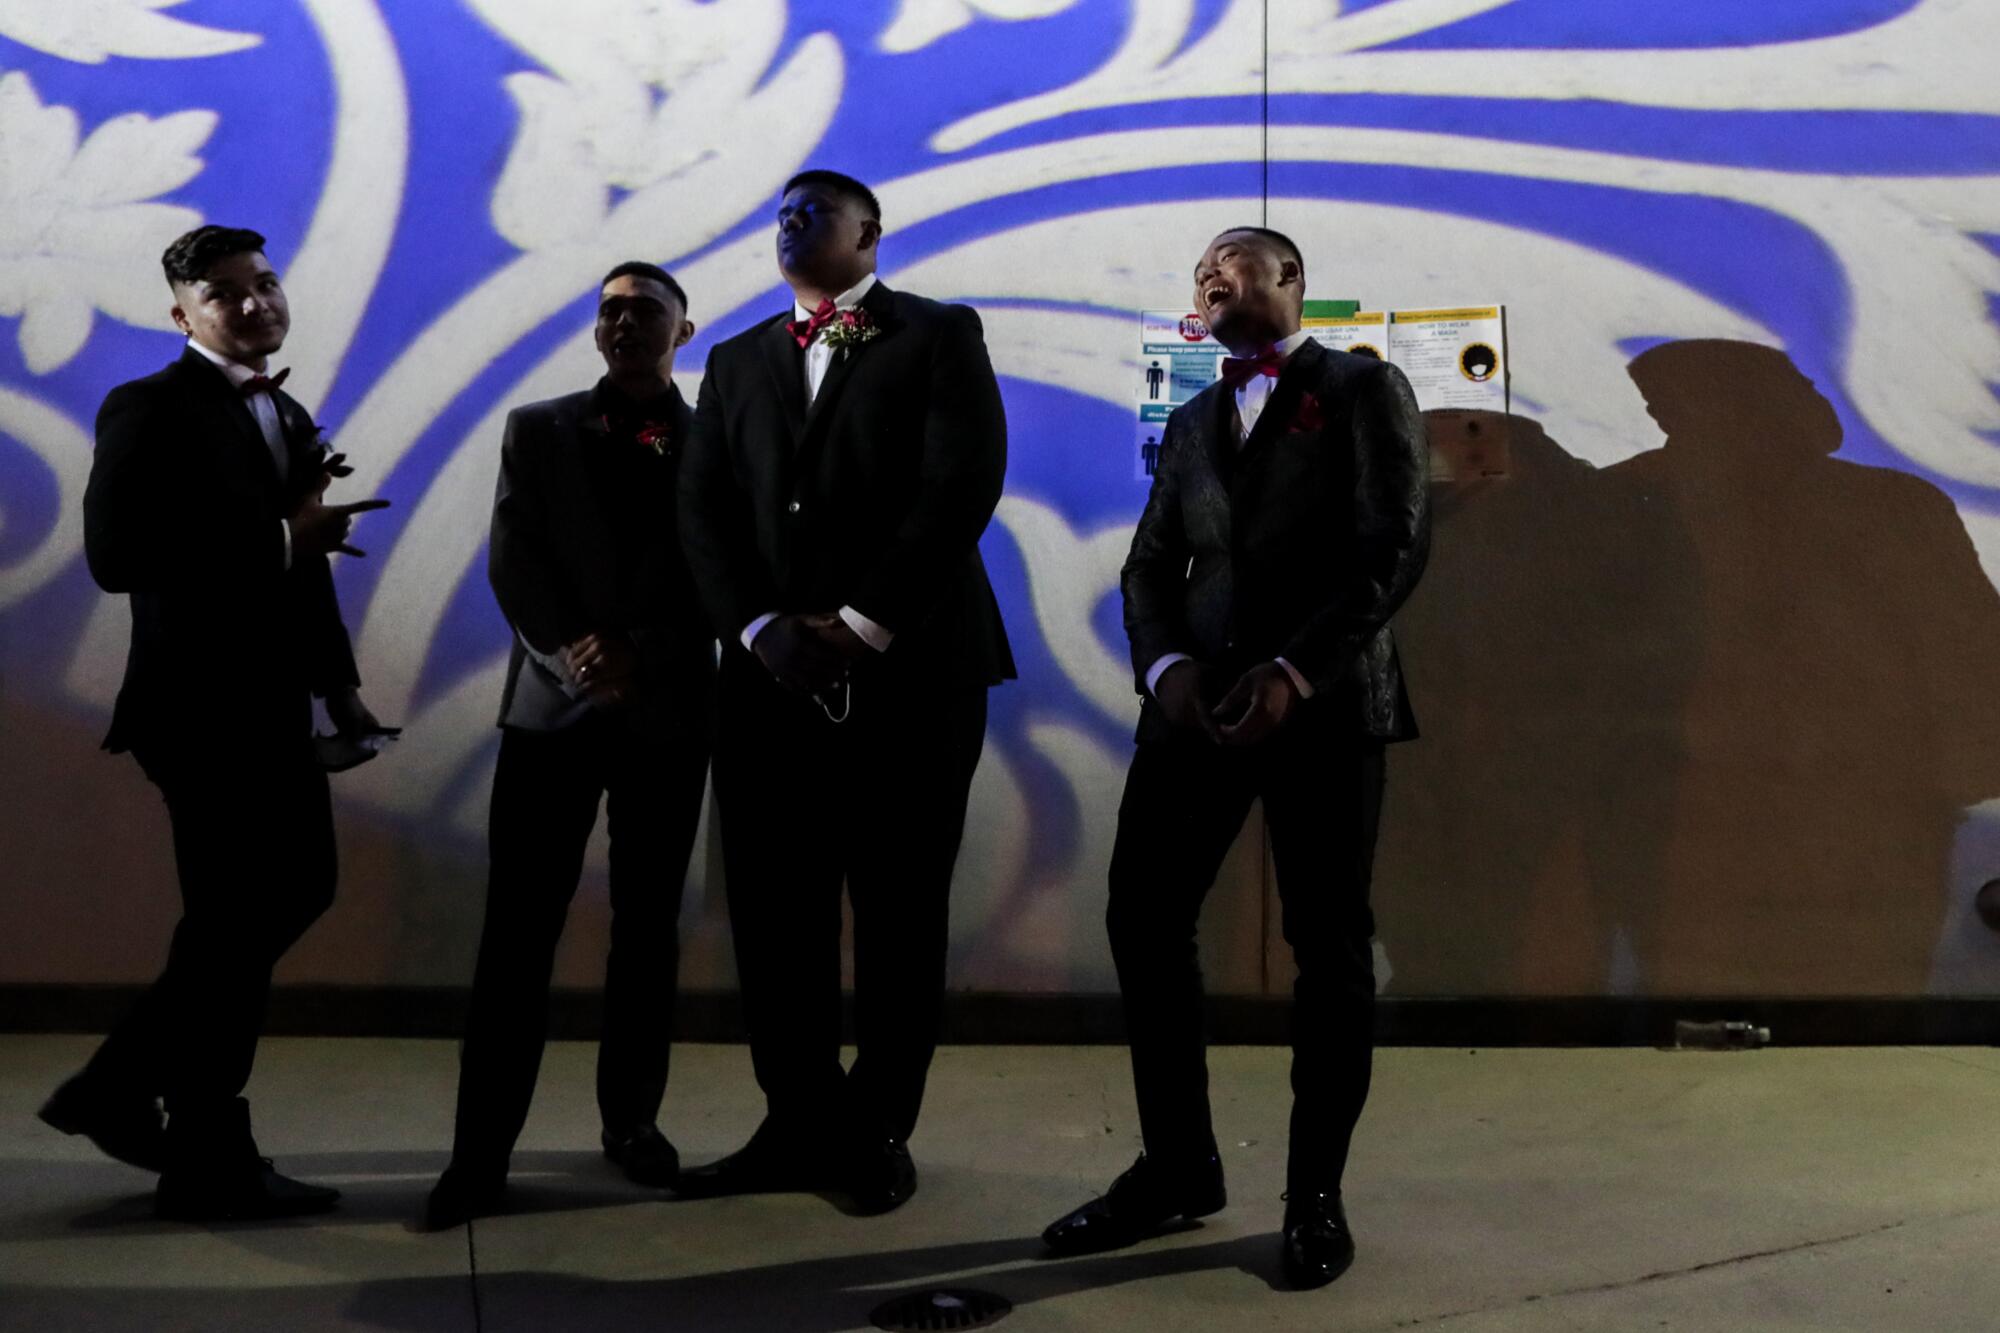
[[1122, 338, 1430, 744]]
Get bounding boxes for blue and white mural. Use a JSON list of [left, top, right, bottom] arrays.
[[4, 1, 1999, 995]]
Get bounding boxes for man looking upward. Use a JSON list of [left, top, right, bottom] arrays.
[[1043, 227, 1431, 1288]]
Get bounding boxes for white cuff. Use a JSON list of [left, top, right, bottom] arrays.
[[280, 518, 293, 571], [740, 611, 780, 652], [838, 605, 894, 652], [1274, 656, 1314, 699], [1144, 652, 1193, 697], [521, 632, 585, 698]]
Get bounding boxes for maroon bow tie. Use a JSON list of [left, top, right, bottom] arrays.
[[786, 298, 838, 349], [1219, 348, 1286, 390], [241, 367, 290, 396]]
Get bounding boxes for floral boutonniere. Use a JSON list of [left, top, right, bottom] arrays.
[[296, 423, 353, 478], [1286, 391, 1325, 434], [634, 421, 673, 458], [818, 307, 881, 356]]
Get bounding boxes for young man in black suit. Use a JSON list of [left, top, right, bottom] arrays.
[[675, 170, 1013, 1213], [425, 262, 717, 1229], [43, 225, 391, 1221], [1042, 228, 1431, 1287]]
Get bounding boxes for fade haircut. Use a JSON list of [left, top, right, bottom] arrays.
[[1219, 226, 1305, 276], [784, 169, 882, 223], [161, 225, 268, 288], [600, 260, 688, 314]]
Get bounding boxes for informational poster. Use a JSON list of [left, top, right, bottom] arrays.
[[1302, 307, 1387, 360], [1386, 306, 1507, 412], [1135, 310, 1224, 480], [1136, 302, 1507, 480]]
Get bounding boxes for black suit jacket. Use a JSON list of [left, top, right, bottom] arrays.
[[1123, 340, 1430, 744], [679, 279, 1014, 685], [488, 382, 715, 739], [84, 347, 359, 755]]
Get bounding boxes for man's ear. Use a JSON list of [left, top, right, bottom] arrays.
[[1278, 258, 1305, 289], [676, 319, 697, 348], [169, 301, 191, 335], [858, 218, 882, 253]]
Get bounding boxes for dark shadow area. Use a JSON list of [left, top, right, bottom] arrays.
[[1379, 342, 2000, 996], [0, 1224, 1284, 1332], [0, 1148, 652, 1242]]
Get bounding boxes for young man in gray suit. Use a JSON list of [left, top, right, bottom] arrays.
[[1043, 228, 1430, 1287], [426, 263, 716, 1229]]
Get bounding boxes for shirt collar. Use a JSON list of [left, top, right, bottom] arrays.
[[793, 272, 878, 322], [185, 337, 270, 389], [1270, 328, 1313, 361]]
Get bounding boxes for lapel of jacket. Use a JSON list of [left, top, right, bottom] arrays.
[[178, 347, 284, 492], [758, 314, 809, 451], [272, 389, 320, 501], [799, 278, 897, 450], [1238, 338, 1325, 462], [557, 392, 624, 596]]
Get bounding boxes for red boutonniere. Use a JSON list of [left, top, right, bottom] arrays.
[[1287, 391, 1325, 434], [818, 307, 881, 354], [635, 421, 673, 456]]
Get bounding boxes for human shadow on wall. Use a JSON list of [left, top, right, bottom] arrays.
[[1376, 341, 2000, 997]]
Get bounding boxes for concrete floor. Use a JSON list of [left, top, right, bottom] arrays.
[[2, 1037, 1997, 1331]]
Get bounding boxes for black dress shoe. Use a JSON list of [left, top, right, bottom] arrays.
[[423, 1165, 507, 1230], [845, 1138, 916, 1215], [1281, 1191, 1356, 1289], [603, 1124, 680, 1188], [38, 1073, 167, 1172], [1042, 1151, 1226, 1256], [672, 1120, 834, 1199], [156, 1158, 341, 1223]]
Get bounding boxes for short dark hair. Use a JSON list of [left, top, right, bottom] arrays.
[[783, 169, 882, 223], [162, 225, 268, 287], [599, 261, 688, 313], [1218, 225, 1304, 274]]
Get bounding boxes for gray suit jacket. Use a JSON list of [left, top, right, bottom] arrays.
[[488, 382, 714, 736], [1122, 339, 1430, 744]]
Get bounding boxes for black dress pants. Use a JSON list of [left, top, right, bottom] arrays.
[[449, 715, 709, 1171], [85, 734, 336, 1141], [1107, 716, 1386, 1193], [710, 651, 987, 1145]]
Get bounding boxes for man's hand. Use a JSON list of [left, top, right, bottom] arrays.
[[290, 470, 391, 558], [802, 611, 871, 663], [1211, 662, 1299, 746], [1156, 659, 1222, 741], [565, 631, 640, 708], [752, 613, 849, 694]]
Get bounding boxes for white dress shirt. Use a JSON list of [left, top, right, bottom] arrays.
[[188, 337, 293, 570], [740, 273, 894, 656], [1144, 327, 1317, 703]]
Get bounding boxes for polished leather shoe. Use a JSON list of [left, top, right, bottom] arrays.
[[602, 1124, 680, 1188], [423, 1165, 506, 1230], [38, 1073, 167, 1172], [156, 1158, 341, 1223], [672, 1120, 834, 1199], [845, 1137, 916, 1215], [1281, 1191, 1356, 1289], [1042, 1151, 1226, 1256]]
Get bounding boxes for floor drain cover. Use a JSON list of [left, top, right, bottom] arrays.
[[870, 1287, 1013, 1331]]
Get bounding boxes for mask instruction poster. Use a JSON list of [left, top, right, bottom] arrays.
[[1135, 302, 1506, 481]]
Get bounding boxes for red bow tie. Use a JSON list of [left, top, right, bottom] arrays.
[[786, 298, 838, 349], [1219, 348, 1286, 390], [241, 367, 290, 396]]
